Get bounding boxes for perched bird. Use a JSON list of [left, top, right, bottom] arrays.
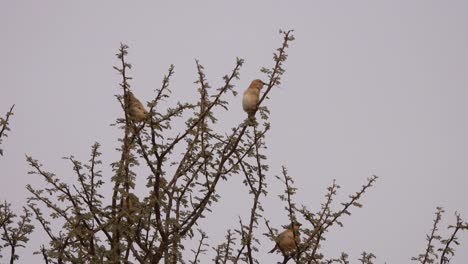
[[242, 79, 266, 119], [127, 91, 149, 122], [269, 222, 302, 255], [123, 193, 140, 216]]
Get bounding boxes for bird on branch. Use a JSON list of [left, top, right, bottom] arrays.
[[269, 222, 302, 255], [127, 91, 149, 123], [242, 79, 266, 120]]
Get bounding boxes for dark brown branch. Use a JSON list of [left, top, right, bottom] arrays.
[[422, 207, 443, 264], [440, 213, 467, 264], [0, 104, 15, 140]]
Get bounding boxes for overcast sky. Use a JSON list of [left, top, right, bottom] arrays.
[[1, 1, 468, 263]]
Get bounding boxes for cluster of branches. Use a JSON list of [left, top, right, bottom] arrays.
[[412, 207, 468, 264], [0, 30, 467, 264], [263, 169, 380, 264], [0, 202, 34, 264], [1, 105, 35, 264], [19, 30, 298, 264]]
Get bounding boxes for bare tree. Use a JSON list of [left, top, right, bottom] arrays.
[[0, 30, 467, 264]]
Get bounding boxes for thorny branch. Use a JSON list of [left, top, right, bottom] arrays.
[[0, 104, 15, 156], [1, 28, 465, 264]]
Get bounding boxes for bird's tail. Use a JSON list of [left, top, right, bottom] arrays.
[[247, 112, 257, 125]]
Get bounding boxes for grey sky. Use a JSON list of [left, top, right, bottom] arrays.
[[1, 1, 468, 263]]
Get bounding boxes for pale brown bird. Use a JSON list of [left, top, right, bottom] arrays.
[[127, 91, 149, 122], [242, 79, 266, 119], [122, 193, 140, 216], [269, 222, 302, 255]]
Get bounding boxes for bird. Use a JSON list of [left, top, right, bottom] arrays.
[[127, 91, 149, 122], [242, 79, 266, 119], [269, 222, 302, 255], [123, 193, 140, 216]]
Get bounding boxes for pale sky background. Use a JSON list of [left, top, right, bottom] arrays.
[[1, 1, 468, 263]]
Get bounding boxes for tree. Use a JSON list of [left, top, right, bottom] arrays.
[[1, 30, 467, 264]]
